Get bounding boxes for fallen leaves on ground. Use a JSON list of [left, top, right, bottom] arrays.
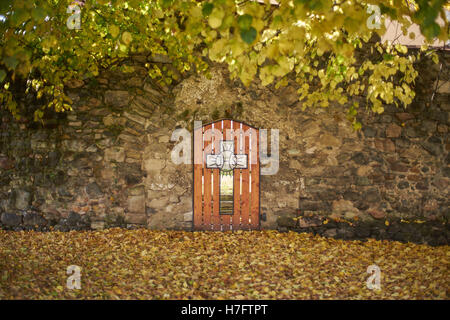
[[0, 229, 448, 299]]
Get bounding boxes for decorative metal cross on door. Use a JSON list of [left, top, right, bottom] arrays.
[[206, 140, 248, 171], [206, 141, 247, 215]]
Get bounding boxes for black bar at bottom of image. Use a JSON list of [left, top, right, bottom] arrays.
[[0, 300, 447, 319]]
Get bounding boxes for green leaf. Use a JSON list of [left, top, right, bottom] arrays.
[[161, 0, 174, 9], [431, 53, 439, 64], [31, 7, 47, 22], [119, 43, 127, 52], [336, 54, 344, 65], [352, 121, 362, 131], [202, 3, 213, 17], [34, 109, 44, 122], [421, 22, 440, 41], [0, 0, 12, 14], [240, 27, 257, 44], [3, 56, 18, 70], [294, 0, 323, 10], [379, 3, 397, 19], [238, 14, 253, 31], [11, 8, 30, 26], [0, 69, 6, 83], [271, 15, 283, 28]]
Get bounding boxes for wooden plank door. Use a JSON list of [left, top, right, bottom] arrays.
[[193, 119, 260, 231]]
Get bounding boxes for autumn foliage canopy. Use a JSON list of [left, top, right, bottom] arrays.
[[0, 0, 448, 128]]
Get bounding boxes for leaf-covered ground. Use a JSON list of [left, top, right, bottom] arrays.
[[0, 229, 448, 299]]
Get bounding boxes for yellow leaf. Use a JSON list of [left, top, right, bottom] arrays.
[[122, 32, 133, 45], [109, 25, 120, 38], [208, 8, 225, 29]]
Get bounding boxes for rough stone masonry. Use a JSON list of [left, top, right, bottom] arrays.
[[0, 49, 448, 245]]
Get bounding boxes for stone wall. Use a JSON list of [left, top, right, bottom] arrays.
[[0, 60, 192, 231], [0, 50, 448, 244]]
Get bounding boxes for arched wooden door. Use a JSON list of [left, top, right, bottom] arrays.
[[193, 119, 260, 231]]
